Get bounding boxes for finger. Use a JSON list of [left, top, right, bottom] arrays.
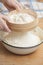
[[15, 0, 23, 9], [1, 14, 12, 23], [3, 0, 22, 11], [2, 0, 15, 11], [0, 25, 3, 30], [0, 18, 11, 32], [12, 1, 22, 11], [3, 3, 16, 11], [0, 13, 10, 22], [5, 0, 22, 11]]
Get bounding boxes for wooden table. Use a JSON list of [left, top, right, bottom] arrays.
[[0, 18, 43, 65]]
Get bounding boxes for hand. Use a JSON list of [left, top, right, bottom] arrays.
[[0, 13, 11, 32], [0, 0, 22, 32], [2, 0, 22, 11]]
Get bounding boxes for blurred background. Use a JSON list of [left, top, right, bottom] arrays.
[[0, 0, 43, 18]]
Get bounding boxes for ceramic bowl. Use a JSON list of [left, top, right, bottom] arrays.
[[2, 40, 42, 55], [2, 31, 42, 55]]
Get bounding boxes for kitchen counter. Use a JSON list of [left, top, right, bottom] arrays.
[[0, 18, 43, 65]]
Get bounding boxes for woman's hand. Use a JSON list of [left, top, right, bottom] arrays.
[[0, 0, 22, 32], [2, 0, 22, 11], [0, 13, 11, 32]]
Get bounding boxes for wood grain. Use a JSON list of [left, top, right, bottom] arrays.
[[0, 18, 43, 65]]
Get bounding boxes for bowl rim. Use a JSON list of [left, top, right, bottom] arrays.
[[7, 9, 37, 25], [2, 40, 42, 49]]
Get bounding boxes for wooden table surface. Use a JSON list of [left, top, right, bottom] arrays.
[[0, 18, 43, 65]]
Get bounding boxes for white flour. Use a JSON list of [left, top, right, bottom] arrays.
[[9, 13, 35, 24], [4, 32, 41, 47]]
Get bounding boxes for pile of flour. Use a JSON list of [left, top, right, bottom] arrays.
[[4, 32, 41, 47], [9, 13, 35, 24]]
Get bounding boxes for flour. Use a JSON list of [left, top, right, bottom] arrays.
[[4, 32, 41, 47], [9, 13, 35, 24]]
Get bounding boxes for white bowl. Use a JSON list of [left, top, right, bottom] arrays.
[[2, 32, 42, 55], [2, 41, 42, 55]]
